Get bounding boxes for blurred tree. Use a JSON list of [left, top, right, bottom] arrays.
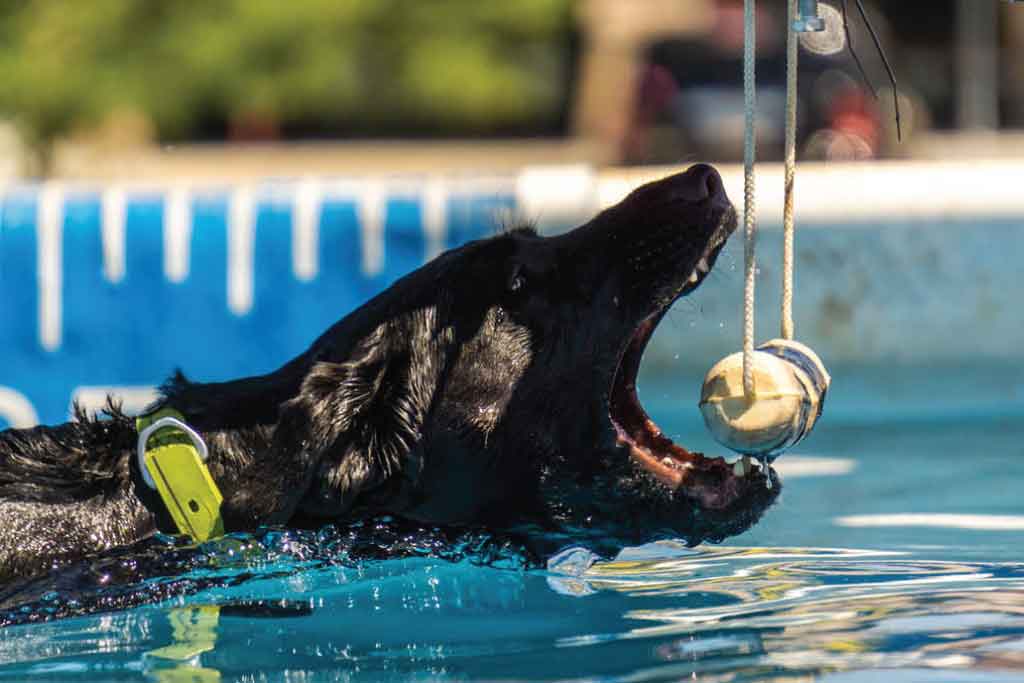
[[0, 0, 574, 169]]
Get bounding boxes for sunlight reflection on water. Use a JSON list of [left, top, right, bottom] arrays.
[[3, 543, 1024, 681], [546, 544, 1024, 682]]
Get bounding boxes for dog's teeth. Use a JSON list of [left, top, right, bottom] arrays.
[[688, 271, 700, 284], [697, 257, 710, 272], [733, 455, 752, 477], [661, 456, 674, 467]]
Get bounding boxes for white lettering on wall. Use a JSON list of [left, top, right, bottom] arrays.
[[0, 386, 39, 428], [38, 183, 63, 351]]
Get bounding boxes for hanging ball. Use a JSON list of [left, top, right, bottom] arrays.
[[699, 339, 830, 460]]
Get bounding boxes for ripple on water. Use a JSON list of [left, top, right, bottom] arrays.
[[1, 539, 1024, 682], [549, 545, 1024, 681]]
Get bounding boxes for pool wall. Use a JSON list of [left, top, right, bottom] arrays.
[[1, 161, 1021, 427]]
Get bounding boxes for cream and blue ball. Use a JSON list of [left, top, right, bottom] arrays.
[[699, 339, 830, 461]]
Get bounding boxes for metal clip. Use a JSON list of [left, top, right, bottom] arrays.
[[794, 0, 826, 32]]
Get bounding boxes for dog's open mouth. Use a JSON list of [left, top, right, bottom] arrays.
[[609, 259, 776, 511]]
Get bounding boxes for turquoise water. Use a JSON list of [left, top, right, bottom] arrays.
[[1, 365, 1023, 682]]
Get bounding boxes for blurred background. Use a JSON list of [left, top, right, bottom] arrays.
[[1, 0, 1022, 180], [2, 6, 1024, 680], [0, 0, 1022, 428]]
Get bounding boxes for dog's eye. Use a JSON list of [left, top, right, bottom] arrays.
[[507, 267, 526, 294]]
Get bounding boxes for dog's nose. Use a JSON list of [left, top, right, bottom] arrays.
[[677, 163, 726, 203]]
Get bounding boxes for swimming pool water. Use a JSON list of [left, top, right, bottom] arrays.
[[1, 364, 1022, 682]]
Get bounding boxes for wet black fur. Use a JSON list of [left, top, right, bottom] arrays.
[[0, 165, 779, 583]]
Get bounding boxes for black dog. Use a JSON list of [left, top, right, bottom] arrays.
[[0, 165, 778, 582]]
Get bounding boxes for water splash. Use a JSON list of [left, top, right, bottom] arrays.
[[0, 518, 530, 628]]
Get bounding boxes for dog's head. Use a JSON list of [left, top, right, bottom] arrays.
[[294, 164, 779, 554]]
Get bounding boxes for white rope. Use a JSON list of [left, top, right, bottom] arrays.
[[781, 0, 798, 340], [742, 0, 758, 398]]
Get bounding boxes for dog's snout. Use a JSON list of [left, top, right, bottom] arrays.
[[680, 163, 725, 203], [700, 165, 725, 201], [692, 164, 724, 201]]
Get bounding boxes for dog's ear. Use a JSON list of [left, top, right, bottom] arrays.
[[284, 320, 442, 517], [218, 324, 425, 525], [215, 312, 449, 528]]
